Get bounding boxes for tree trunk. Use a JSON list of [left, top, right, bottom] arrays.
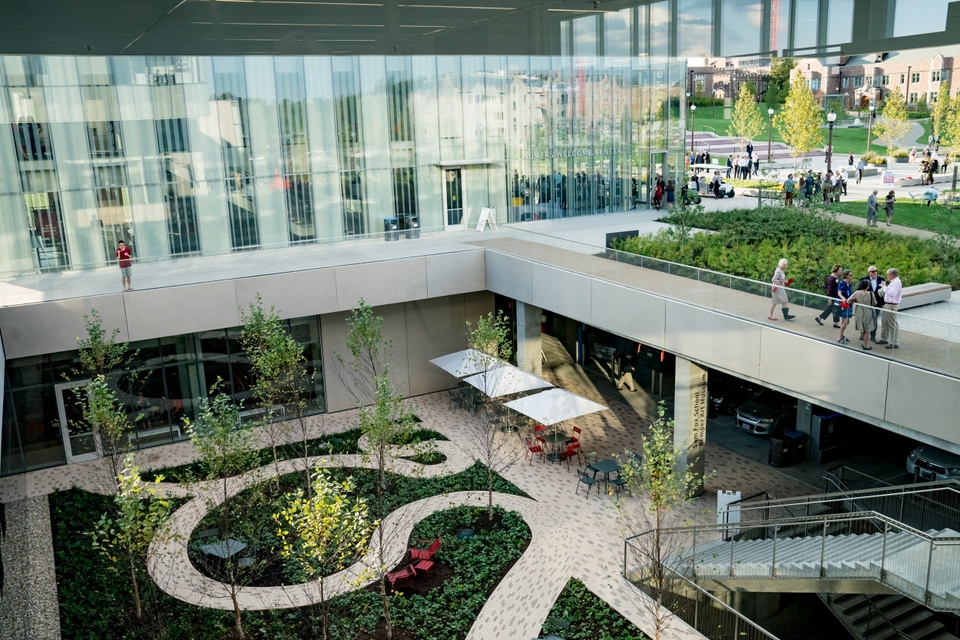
[[272, 442, 281, 492], [319, 578, 328, 640], [380, 579, 393, 640], [487, 472, 494, 521], [129, 554, 143, 619], [231, 588, 244, 638]]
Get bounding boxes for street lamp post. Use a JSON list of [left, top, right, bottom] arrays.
[[690, 104, 696, 156], [826, 110, 837, 173], [767, 108, 775, 162], [866, 104, 876, 154]]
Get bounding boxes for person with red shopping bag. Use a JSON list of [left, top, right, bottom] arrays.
[[767, 258, 795, 321]]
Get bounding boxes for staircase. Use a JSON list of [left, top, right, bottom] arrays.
[[823, 593, 960, 640]]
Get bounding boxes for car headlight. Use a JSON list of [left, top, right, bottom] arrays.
[[908, 450, 919, 461]]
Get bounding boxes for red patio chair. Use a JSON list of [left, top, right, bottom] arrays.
[[387, 563, 417, 590], [525, 436, 545, 464], [565, 426, 582, 446], [409, 537, 442, 562], [558, 442, 583, 470]]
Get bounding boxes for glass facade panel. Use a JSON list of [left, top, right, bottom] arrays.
[[678, 0, 714, 58], [720, 0, 762, 57], [0, 54, 684, 276]]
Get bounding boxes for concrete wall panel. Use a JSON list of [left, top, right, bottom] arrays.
[[425, 250, 486, 299], [0, 295, 129, 358], [590, 281, 667, 347], [886, 365, 959, 445], [235, 268, 340, 319], [664, 301, 763, 380], [404, 296, 469, 396], [530, 263, 592, 323], [334, 258, 427, 310], [484, 253, 532, 304], [125, 282, 240, 341], [758, 329, 889, 420]]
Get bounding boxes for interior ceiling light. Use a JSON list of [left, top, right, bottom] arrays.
[[399, 4, 516, 10], [217, 21, 387, 26], [213, 0, 384, 5]]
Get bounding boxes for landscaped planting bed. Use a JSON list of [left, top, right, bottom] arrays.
[[540, 578, 649, 640]]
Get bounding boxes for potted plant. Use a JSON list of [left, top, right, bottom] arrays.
[[889, 148, 911, 164]]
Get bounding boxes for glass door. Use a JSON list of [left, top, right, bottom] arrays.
[[444, 168, 463, 227], [55, 380, 101, 464]]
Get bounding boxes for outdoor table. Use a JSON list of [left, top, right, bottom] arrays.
[[200, 538, 247, 559], [543, 430, 569, 462], [587, 458, 621, 492]]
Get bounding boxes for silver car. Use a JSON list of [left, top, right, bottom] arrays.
[[906, 444, 960, 481]]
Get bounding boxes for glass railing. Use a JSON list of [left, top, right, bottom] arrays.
[[485, 225, 960, 379]]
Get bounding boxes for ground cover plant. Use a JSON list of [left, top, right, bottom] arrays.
[[540, 578, 649, 640], [616, 207, 960, 291], [51, 461, 527, 640]]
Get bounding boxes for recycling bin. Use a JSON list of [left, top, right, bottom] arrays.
[[404, 215, 420, 239], [383, 217, 399, 241]]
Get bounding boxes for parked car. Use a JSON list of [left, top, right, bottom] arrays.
[[735, 389, 796, 436], [709, 373, 758, 417], [906, 444, 960, 481]]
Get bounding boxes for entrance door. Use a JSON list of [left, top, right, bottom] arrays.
[[444, 168, 464, 227], [55, 380, 101, 464]]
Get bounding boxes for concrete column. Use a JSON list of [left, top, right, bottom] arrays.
[[516, 302, 542, 376], [673, 357, 707, 497]]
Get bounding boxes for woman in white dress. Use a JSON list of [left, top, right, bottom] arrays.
[[768, 258, 795, 321]]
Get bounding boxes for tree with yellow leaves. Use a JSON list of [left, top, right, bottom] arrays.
[[773, 75, 824, 158], [874, 87, 911, 152], [729, 82, 765, 151]]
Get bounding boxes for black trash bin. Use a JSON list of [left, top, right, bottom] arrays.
[[783, 430, 808, 464], [404, 215, 420, 239], [383, 217, 399, 241], [768, 437, 788, 468]]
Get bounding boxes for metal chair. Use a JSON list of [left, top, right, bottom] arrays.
[[575, 469, 599, 498], [525, 436, 545, 464]]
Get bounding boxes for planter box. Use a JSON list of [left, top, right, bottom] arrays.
[[889, 156, 910, 163]]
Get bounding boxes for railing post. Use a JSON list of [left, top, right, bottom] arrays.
[[925, 539, 935, 604], [880, 520, 889, 581], [691, 529, 698, 577], [771, 524, 778, 577], [623, 539, 628, 578], [820, 519, 828, 578]]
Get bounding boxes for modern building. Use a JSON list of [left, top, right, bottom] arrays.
[[3, 0, 960, 637]]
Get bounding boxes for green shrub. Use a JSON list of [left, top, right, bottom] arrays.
[[541, 578, 649, 640], [890, 148, 910, 158]]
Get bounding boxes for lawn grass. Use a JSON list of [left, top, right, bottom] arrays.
[[822, 199, 960, 236]]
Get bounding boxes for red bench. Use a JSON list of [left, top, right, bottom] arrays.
[[386, 563, 417, 589]]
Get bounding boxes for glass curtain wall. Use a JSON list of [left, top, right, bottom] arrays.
[[0, 316, 324, 475], [0, 54, 684, 276]]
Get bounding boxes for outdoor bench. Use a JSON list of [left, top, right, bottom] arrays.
[[897, 283, 952, 310]]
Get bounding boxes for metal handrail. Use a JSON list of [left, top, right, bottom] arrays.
[[626, 509, 960, 612]]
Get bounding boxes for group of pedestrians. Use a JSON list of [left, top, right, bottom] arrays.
[[769, 260, 903, 350], [781, 170, 848, 206], [811, 264, 903, 350], [866, 189, 896, 226]]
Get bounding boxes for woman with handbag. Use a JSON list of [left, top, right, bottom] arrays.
[[768, 258, 795, 321], [836, 270, 854, 344]]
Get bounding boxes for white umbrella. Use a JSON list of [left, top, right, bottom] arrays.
[[503, 388, 607, 425], [429, 348, 499, 378], [460, 363, 553, 398]]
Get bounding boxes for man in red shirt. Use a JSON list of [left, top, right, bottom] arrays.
[[116, 240, 133, 291]]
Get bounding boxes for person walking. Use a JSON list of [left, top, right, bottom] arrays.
[[783, 174, 796, 206], [726, 155, 733, 178], [851, 280, 876, 350], [712, 170, 722, 199], [815, 264, 843, 327], [884, 190, 896, 226], [116, 240, 133, 291], [860, 266, 886, 343], [879, 268, 902, 349], [836, 269, 854, 344], [665, 179, 675, 209], [616, 353, 637, 391], [768, 258, 795, 321], [866, 190, 879, 227], [856, 158, 865, 184]]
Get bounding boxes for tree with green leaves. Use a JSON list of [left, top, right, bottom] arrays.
[[274, 468, 373, 640], [91, 454, 173, 620], [459, 310, 521, 521], [334, 300, 415, 640], [240, 296, 308, 493], [874, 87, 911, 153], [932, 81, 952, 140], [617, 401, 702, 640], [186, 384, 262, 640], [764, 57, 795, 107], [728, 82, 765, 151], [773, 75, 824, 159]]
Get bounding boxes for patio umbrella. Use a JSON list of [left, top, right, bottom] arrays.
[[503, 388, 607, 426], [429, 348, 499, 378], [460, 363, 553, 398]]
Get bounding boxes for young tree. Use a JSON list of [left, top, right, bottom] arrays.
[[458, 311, 522, 521], [932, 81, 952, 140], [764, 57, 795, 107], [334, 300, 416, 640], [874, 87, 911, 152], [773, 75, 824, 159], [239, 296, 309, 493], [728, 82, 765, 151], [618, 401, 702, 640], [91, 454, 173, 621], [274, 468, 374, 640], [186, 386, 262, 640]]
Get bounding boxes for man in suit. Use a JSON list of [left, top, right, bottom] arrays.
[[859, 266, 886, 343]]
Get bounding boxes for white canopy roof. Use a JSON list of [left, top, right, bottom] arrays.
[[503, 388, 607, 425], [429, 348, 499, 378], [460, 363, 553, 398]]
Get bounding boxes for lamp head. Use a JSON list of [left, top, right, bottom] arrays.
[[869, 104, 875, 113], [827, 110, 837, 123], [768, 108, 775, 116], [691, 104, 696, 112]]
